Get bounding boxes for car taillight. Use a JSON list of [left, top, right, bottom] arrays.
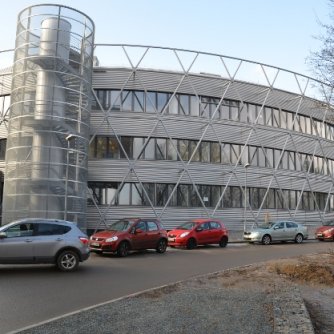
[[79, 237, 89, 245]]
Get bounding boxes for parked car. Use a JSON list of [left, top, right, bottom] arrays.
[[167, 219, 229, 249], [89, 218, 168, 256], [243, 221, 308, 245], [0, 218, 90, 271], [315, 221, 334, 241]]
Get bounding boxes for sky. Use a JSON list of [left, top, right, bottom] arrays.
[[0, 0, 331, 77]]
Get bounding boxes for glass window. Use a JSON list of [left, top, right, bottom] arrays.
[[132, 183, 143, 205], [288, 151, 295, 170], [286, 112, 293, 130], [96, 137, 107, 159], [0, 139, 6, 160], [133, 138, 144, 159], [211, 98, 220, 119], [156, 138, 167, 160], [239, 103, 247, 123], [266, 188, 275, 209], [179, 95, 190, 116], [190, 141, 200, 162], [190, 185, 201, 207], [147, 221, 158, 231], [201, 142, 210, 163], [249, 146, 258, 166], [272, 109, 280, 128], [201, 185, 211, 206], [168, 184, 178, 206], [240, 146, 249, 166], [290, 190, 296, 210], [231, 187, 242, 207], [266, 148, 274, 168], [221, 102, 229, 120], [211, 186, 221, 208], [221, 143, 231, 164], [135, 221, 147, 232], [107, 137, 119, 158], [258, 147, 266, 167], [211, 142, 221, 163], [248, 104, 257, 124], [257, 107, 265, 125], [146, 92, 156, 113], [294, 115, 301, 132], [122, 90, 132, 111], [179, 140, 189, 161], [157, 93, 169, 113], [305, 117, 312, 135], [230, 101, 239, 121], [109, 90, 121, 110], [280, 110, 287, 129], [265, 107, 272, 126], [299, 115, 306, 133], [5, 223, 34, 238], [200, 97, 210, 118], [156, 184, 169, 206], [144, 138, 155, 160], [118, 183, 130, 205], [302, 191, 310, 210], [210, 221, 221, 229], [222, 186, 231, 208], [120, 137, 133, 159], [231, 145, 240, 164], [177, 184, 189, 207], [167, 139, 178, 160], [133, 91, 144, 112], [250, 188, 260, 209], [282, 151, 289, 170], [143, 183, 155, 206], [169, 95, 178, 114], [190, 96, 200, 117]]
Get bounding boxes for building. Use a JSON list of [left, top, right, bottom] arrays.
[[1, 4, 334, 232]]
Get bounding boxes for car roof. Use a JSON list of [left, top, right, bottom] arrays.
[[191, 218, 222, 223], [1, 218, 76, 228]]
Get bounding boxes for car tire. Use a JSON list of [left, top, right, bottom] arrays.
[[186, 238, 197, 250], [219, 236, 228, 248], [261, 234, 271, 245], [156, 239, 167, 253], [56, 250, 79, 272], [295, 233, 303, 244], [117, 241, 130, 257]]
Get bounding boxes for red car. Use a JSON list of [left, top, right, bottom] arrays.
[[315, 221, 334, 241], [167, 218, 228, 249], [89, 218, 168, 256]]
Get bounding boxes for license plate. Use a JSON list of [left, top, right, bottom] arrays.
[[91, 242, 100, 247], [168, 238, 175, 242]]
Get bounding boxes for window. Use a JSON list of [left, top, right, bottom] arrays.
[[286, 222, 298, 228], [157, 93, 169, 113], [0, 139, 7, 159], [201, 142, 210, 162], [146, 92, 156, 113], [177, 184, 189, 207], [133, 91, 144, 112], [36, 223, 71, 236], [211, 142, 221, 163], [190, 96, 200, 116], [120, 137, 133, 159], [147, 221, 158, 231], [156, 138, 167, 160], [179, 95, 190, 116], [190, 141, 200, 162], [179, 140, 189, 161], [136, 221, 147, 232], [210, 221, 221, 229], [6, 223, 33, 238]]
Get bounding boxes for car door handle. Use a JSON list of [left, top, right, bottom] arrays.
[[25, 239, 33, 243], [56, 238, 63, 241]]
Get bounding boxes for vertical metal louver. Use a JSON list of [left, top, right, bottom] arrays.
[[2, 4, 95, 230]]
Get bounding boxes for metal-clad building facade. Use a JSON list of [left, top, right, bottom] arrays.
[[1, 42, 334, 232]]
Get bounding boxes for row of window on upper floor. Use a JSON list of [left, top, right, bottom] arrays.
[[89, 136, 334, 177], [88, 181, 332, 211], [92, 90, 334, 141]]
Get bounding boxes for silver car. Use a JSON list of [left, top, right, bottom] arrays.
[[243, 221, 308, 245], [0, 218, 90, 271]]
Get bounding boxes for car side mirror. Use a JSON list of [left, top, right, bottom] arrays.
[[0, 232, 7, 239], [196, 227, 203, 232], [135, 228, 143, 234]]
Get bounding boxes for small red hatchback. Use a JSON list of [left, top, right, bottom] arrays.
[[315, 221, 334, 241], [167, 218, 228, 249], [89, 218, 168, 256]]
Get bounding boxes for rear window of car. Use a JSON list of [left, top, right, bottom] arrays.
[[35, 223, 71, 236], [210, 222, 221, 229]]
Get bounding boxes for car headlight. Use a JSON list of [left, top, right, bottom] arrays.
[[250, 232, 260, 237], [106, 236, 118, 242], [180, 232, 190, 238]]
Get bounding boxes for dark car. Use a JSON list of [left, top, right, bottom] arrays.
[[89, 218, 168, 256], [0, 218, 90, 271], [167, 218, 229, 249], [315, 221, 334, 241]]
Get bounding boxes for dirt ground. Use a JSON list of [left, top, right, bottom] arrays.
[[215, 247, 334, 333]]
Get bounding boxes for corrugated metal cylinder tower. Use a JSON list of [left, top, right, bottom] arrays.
[[2, 4, 95, 230]]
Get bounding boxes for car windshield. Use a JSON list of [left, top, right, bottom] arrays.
[[176, 222, 196, 230], [324, 221, 334, 227], [108, 220, 134, 231], [258, 222, 275, 229]]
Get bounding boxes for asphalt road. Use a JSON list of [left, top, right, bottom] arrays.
[[1, 240, 333, 334]]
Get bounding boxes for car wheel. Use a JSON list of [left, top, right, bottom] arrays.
[[261, 234, 271, 245], [186, 238, 197, 250], [295, 233, 303, 244], [117, 241, 130, 257], [56, 250, 79, 272], [219, 236, 228, 248], [156, 239, 167, 253]]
